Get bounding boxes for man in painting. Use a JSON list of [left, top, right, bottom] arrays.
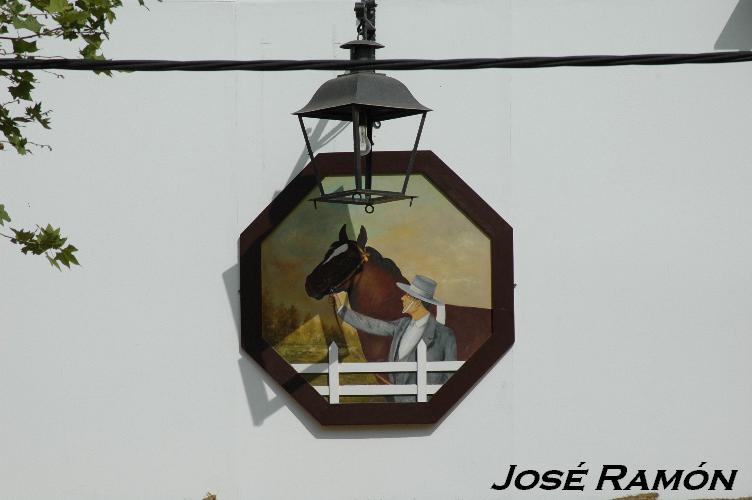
[[333, 275, 457, 402]]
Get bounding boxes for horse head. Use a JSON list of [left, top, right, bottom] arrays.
[[305, 224, 369, 300]]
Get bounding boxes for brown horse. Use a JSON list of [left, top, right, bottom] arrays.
[[304, 225, 491, 361]]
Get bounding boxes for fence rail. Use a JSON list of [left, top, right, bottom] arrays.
[[291, 340, 464, 403]]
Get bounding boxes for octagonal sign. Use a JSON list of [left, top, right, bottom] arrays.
[[240, 151, 514, 425]]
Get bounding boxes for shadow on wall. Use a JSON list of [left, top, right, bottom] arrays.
[[278, 118, 349, 200], [222, 264, 241, 339], [716, 0, 752, 49]]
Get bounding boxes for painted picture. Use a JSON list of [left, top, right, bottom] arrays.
[[261, 174, 492, 403]]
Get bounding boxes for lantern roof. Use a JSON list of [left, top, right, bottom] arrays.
[[294, 71, 431, 122]]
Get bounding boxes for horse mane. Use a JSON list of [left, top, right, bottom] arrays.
[[365, 246, 405, 281]]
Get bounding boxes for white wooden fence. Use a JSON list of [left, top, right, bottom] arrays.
[[291, 340, 464, 403]]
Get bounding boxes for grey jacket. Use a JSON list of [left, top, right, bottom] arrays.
[[338, 307, 457, 401]]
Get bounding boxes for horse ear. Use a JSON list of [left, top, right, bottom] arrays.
[[357, 226, 368, 247], [338, 224, 348, 242]]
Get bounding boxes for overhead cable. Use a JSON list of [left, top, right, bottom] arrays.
[[1, 51, 752, 72]]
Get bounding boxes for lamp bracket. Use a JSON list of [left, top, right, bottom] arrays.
[[355, 1, 377, 42], [309, 188, 417, 213]]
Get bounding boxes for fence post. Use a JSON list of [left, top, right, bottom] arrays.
[[417, 339, 427, 402], [328, 342, 340, 404]]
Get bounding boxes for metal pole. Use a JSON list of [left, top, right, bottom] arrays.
[[352, 106, 363, 190], [401, 112, 427, 194], [365, 119, 373, 191], [298, 116, 325, 195]]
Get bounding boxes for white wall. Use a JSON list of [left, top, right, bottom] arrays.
[[2, 1, 751, 499]]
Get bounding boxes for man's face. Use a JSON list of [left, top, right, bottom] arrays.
[[401, 293, 418, 314]]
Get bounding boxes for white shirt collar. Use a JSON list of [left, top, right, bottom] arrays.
[[411, 314, 430, 327]]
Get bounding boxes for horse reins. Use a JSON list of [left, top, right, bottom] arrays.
[[327, 244, 392, 386]]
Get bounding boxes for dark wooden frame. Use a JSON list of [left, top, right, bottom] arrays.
[[239, 151, 514, 425]]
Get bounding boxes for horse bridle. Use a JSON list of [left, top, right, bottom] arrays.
[[326, 243, 370, 295], [325, 244, 391, 386]]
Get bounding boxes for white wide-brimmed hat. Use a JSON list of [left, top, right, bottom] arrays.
[[396, 275, 443, 306]]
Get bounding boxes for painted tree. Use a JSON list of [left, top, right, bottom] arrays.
[[0, 0, 149, 269]]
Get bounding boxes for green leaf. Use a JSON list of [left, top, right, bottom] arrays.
[[0, 204, 10, 226], [25, 103, 52, 129], [9, 70, 36, 101], [8, 223, 79, 269], [10, 227, 39, 254], [9, 136, 28, 155], [11, 228, 35, 244], [12, 15, 43, 33], [47, 255, 62, 270], [56, 10, 89, 27], [37, 223, 66, 250], [12, 39, 38, 54], [54, 244, 79, 268], [9, 80, 34, 101], [45, 0, 70, 14]]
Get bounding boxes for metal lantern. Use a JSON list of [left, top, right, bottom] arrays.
[[294, 0, 431, 213]]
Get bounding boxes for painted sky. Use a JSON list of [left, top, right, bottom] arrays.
[[261, 175, 491, 319]]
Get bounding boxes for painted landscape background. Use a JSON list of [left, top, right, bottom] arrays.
[[260, 174, 492, 400]]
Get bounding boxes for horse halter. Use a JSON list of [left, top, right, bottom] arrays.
[[327, 244, 370, 294]]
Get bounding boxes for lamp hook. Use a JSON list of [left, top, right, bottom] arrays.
[[355, 1, 377, 41]]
